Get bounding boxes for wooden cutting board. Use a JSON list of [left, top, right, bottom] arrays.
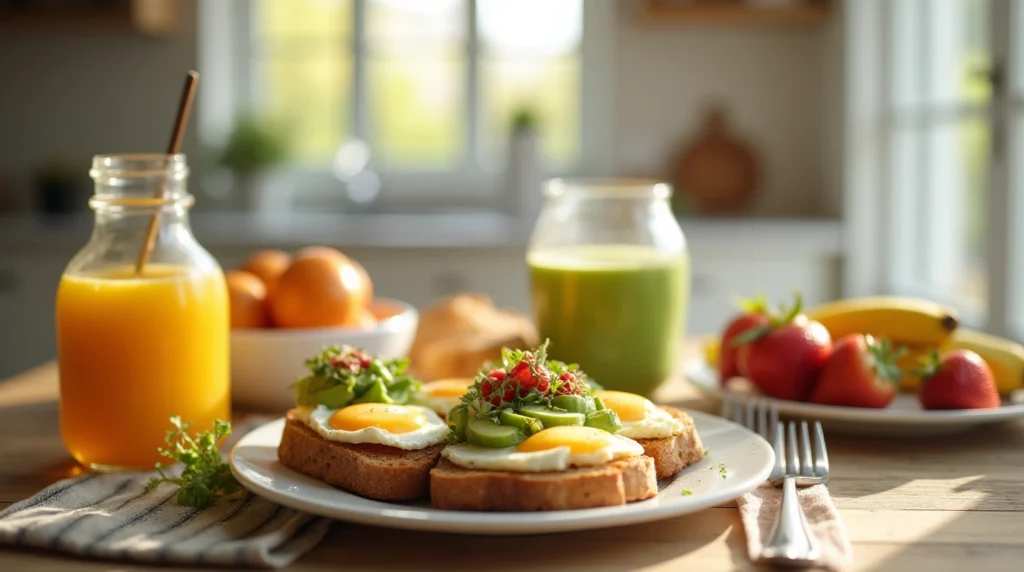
[[673, 105, 760, 215]]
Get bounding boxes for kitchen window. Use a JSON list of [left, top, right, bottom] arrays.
[[845, 0, 1024, 338], [198, 0, 614, 203]]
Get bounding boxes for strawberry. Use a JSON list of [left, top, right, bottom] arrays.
[[734, 294, 832, 401], [555, 371, 584, 396], [810, 334, 902, 408], [917, 349, 1000, 410], [719, 295, 770, 380]]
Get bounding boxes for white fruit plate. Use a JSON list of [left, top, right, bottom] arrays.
[[684, 358, 1024, 436], [230, 411, 773, 535]]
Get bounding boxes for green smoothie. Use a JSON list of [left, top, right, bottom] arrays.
[[528, 245, 689, 397]]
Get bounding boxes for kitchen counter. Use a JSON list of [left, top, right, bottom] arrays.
[[2, 346, 1024, 571], [0, 212, 844, 255]]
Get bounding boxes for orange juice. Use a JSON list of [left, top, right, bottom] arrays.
[[56, 264, 230, 471]]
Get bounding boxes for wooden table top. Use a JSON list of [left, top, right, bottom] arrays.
[[2, 344, 1024, 571]]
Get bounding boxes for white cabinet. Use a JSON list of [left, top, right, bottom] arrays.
[[0, 216, 843, 377], [0, 253, 69, 379], [687, 255, 842, 335]]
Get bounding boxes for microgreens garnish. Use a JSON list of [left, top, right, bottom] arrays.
[[146, 416, 240, 508], [681, 489, 693, 496], [718, 463, 728, 480], [295, 345, 420, 408], [449, 339, 598, 442]]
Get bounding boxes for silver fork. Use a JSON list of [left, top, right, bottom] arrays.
[[721, 396, 827, 567]]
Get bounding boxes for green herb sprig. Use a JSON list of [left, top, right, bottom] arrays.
[[146, 416, 240, 508]]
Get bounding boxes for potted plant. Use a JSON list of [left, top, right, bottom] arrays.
[[217, 114, 289, 213], [505, 105, 544, 218], [34, 158, 84, 217]]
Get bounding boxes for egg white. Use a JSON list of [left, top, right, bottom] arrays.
[[442, 433, 644, 473], [616, 402, 688, 440], [296, 404, 449, 450]]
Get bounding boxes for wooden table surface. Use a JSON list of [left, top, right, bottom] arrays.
[[2, 345, 1024, 571]]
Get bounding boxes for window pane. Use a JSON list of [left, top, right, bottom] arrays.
[[257, 0, 351, 40], [891, 0, 990, 111], [478, 0, 582, 56], [365, 0, 465, 167], [477, 0, 582, 167], [368, 58, 463, 167], [257, 49, 351, 164], [367, 0, 464, 51], [480, 57, 580, 167], [902, 118, 989, 316]]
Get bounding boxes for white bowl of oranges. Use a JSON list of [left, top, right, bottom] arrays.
[[226, 246, 419, 412]]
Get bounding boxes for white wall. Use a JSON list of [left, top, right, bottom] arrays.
[[0, 0, 198, 211], [613, 0, 842, 217]]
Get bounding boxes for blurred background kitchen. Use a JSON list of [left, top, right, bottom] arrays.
[[1, 0, 1013, 379]]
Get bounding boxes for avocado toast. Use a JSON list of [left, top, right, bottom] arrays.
[[277, 346, 446, 501], [430, 342, 659, 511]]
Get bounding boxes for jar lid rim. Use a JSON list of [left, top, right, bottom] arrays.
[[545, 178, 672, 199]]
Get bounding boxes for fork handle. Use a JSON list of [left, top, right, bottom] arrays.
[[761, 476, 821, 566]]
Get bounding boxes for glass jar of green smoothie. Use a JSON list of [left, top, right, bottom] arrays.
[[527, 178, 690, 397]]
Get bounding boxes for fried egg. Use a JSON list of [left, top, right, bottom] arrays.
[[412, 378, 475, 416], [442, 425, 643, 472], [594, 390, 686, 440], [296, 403, 448, 450]]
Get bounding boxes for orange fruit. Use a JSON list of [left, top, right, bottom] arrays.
[[226, 270, 270, 328], [269, 252, 374, 328], [241, 249, 291, 293], [294, 246, 345, 261]]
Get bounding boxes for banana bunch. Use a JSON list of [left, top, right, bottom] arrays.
[[805, 296, 1024, 394]]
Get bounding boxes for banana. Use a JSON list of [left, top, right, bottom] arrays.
[[704, 338, 720, 367], [941, 329, 1024, 394], [892, 344, 935, 392], [805, 296, 958, 346]]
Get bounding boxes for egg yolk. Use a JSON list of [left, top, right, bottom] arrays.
[[329, 403, 427, 434], [594, 390, 651, 422], [425, 379, 474, 398], [516, 426, 615, 455]]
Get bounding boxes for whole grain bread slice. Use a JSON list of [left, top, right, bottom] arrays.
[[278, 411, 444, 501], [635, 406, 705, 480], [429, 455, 658, 511]]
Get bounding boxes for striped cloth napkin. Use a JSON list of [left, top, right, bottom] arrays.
[[0, 417, 332, 568]]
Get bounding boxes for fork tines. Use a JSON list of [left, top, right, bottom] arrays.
[[721, 394, 778, 441]]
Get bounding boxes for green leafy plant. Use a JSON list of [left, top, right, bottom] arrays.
[[217, 114, 289, 175], [510, 105, 541, 134], [147, 417, 240, 508]]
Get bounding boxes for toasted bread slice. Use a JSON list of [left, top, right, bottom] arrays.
[[278, 412, 444, 501], [635, 406, 705, 480], [430, 455, 658, 511]]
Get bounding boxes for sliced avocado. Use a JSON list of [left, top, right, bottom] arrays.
[[467, 417, 523, 448], [499, 409, 543, 436], [448, 405, 470, 441], [593, 395, 606, 411], [353, 379, 393, 404], [519, 405, 585, 428], [585, 409, 623, 433], [314, 383, 356, 408], [551, 394, 592, 414]]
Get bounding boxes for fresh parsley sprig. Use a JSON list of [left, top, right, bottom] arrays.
[[146, 416, 240, 508]]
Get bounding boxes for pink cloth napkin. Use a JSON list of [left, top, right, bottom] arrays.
[[737, 484, 853, 570]]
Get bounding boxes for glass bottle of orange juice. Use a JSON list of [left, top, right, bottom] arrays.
[[56, 154, 230, 472]]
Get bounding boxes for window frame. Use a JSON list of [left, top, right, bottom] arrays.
[[197, 0, 615, 207], [844, 0, 1021, 338]]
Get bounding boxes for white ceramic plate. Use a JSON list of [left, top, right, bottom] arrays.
[[685, 358, 1024, 436], [230, 411, 774, 535]]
